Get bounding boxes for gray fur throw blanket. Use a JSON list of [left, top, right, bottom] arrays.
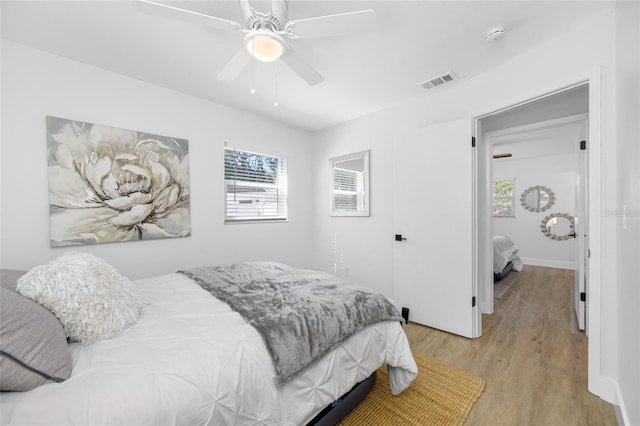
[[178, 261, 402, 385]]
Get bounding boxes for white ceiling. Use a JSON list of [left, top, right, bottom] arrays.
[[492, 124, 580, 161], [1, 0, 613, 132], [487, 84, 588, 160]]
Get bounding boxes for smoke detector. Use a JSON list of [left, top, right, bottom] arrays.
[[487, 27, 505, 42]]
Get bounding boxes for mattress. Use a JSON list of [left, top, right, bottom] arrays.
[[0, 272, 417, 426]]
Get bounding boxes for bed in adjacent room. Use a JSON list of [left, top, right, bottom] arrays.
[[0, 254, 417, 426], [493, 234, 524, 282]]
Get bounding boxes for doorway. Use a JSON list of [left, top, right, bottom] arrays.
[[475, 83, 589, 312], [473, 79, 609, 399], [485, 111, 588, 331]]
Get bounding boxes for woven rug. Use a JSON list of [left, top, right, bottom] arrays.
[[494, 271, 521, 299], [340, 352, 485, 426]]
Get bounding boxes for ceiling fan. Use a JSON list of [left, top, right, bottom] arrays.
[[134, 0, 377, 86]]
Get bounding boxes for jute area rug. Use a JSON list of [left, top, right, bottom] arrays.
[[340, 352, 485, 426], [494, 271, 521, 299]]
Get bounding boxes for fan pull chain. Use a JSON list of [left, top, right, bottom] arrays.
[[273, 60, 279, 107], [250, 43, 256, 95]]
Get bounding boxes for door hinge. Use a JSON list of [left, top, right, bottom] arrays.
[[472, 296, 476, 307], [471, 136, 476, 148], [580, 292, 586, 302], [580, 140, 587, 150]]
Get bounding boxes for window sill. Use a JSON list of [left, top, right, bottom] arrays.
[[225, 219, 288, 225]]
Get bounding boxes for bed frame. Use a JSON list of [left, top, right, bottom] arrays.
[[306, 372, 376, 425], [494, 261, 513, 282]]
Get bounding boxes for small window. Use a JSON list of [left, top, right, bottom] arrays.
[[493, 178, 515, 217], [333, 168, 361, 211], [330, 150, 370, 217], [224, 148, 287, 223]]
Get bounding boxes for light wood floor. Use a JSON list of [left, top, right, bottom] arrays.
[[404, 265, 617, 426]]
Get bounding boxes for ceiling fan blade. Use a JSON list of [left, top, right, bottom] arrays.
[[280, 48, 324, 86], [286, 10, 376, 39], [216, 47, 252, 81], [134, 0, 242, 32]]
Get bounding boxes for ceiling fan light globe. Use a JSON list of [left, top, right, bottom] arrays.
[[245, 31, 284, 62]]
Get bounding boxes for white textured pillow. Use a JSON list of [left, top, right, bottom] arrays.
[[17, 252, 144, 344]]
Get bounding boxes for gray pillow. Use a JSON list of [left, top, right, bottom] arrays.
[[0, 269, 28, 291], [0, 269, 72, 391]]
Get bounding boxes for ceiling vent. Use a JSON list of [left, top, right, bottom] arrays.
[[419, 71, 457, 90]]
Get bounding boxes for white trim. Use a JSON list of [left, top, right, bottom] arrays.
[[472, 68, 614, 404], [521, 257, 576, 270], [470, 118, 481, 338], [474, 119, 494, 315], [614, 382, 631, 426], [583, 66, 615, 403], [472, 80, 591, 122], [485, 113, 590, 139]]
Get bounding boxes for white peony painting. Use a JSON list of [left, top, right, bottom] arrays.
[[46, 116, 191, 247]]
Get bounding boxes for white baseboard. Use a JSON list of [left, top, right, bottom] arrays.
[[614, 382, 630, 426], [521, 257, 576, 270]]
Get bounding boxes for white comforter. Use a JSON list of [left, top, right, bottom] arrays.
[[493, 235, 524, 274], [1, 273, 417, 426]]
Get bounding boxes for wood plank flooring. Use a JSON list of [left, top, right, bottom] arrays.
[[404, 265, 617, 426]]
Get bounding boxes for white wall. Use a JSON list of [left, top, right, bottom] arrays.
[[0, 40, 314, 279], [493, 153, 576, 270], [311, 5, 632, 416], [310, 110, 397, 297], [312, 11, 615, 287]]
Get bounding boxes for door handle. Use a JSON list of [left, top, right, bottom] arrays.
[[395, 234, 407, 241], [568, 232, 576, 239]]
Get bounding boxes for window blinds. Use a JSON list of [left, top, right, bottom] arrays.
[[224, 148, 288, 222], [332, 167, 364, 212]]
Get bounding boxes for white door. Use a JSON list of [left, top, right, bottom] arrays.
[[393, 118, 478, 338], [574, 121, 588, 331]]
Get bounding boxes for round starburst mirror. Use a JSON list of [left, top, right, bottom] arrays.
[[541, 212, 575, 240], [521, 186, 555, 212]]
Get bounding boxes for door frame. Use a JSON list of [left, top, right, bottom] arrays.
[[573, 118, 589, 332], [480, 113, 589, 313], [480, 112, 588, 315], [470, 69, 615, 401]]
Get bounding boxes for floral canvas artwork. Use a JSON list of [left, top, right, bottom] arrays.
[[46, 116, 191, 247]]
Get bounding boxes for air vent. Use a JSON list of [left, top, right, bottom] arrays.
[[419, 71, 457, 90]]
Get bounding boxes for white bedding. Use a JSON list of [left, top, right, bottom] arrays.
[[1, 272, 417, 426], [493, 235, 524, 274]]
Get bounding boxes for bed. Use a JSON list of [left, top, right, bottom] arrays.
[[0, 254, 417, 426], [493, 235, 524, 282]]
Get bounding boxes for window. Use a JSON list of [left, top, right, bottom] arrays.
[[333, 168, 361, 211], [493, 178, 515, 217], [330, 150, 370, 217], [224, 148, 287, 223]]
